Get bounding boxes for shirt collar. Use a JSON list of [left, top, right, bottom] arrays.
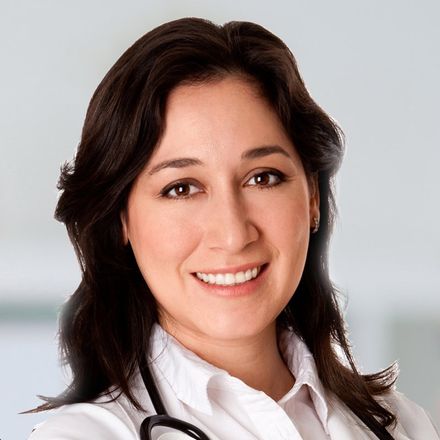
[[277, 328, 329, 433], [149, 323, 225, 415], [149, 323, 329, 431]]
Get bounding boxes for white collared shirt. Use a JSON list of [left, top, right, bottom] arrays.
[[28, 324, 440, 439], [146, 324, 330, 439]]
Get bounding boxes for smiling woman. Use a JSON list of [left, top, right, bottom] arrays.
[[121, 77, 317, 351], [26, 17, 438, 440]]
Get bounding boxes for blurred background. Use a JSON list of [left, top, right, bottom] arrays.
[[1, 0, 439, 438]]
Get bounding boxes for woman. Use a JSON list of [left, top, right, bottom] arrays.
[[28, 17, 438, 439]]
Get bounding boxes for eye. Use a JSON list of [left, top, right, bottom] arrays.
[[160, 181, 201, 200], [246, 170, 286, 189], [159, 170, 287, 201]]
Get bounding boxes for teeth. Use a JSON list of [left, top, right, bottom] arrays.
[[196, 266, 262, 286], [245, 270, 253, 281]]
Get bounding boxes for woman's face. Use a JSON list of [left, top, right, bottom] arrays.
[[123, 76, 319, 343]]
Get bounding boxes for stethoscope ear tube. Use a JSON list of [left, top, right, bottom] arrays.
[[139, 355, 167, 416]]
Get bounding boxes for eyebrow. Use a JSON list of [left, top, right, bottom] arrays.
[[147, 145, 292, 176]]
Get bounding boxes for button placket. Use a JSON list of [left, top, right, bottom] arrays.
[[234, 384, 303, 440]]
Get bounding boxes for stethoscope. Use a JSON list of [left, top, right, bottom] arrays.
[[138, 356, 211, 440]]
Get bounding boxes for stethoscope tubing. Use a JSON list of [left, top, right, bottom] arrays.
[[139, 355, 167, 415]]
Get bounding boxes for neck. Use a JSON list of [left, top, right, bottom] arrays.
[[162, 321, 295, 402]]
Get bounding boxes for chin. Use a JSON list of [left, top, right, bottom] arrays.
[[200, 316, 272, 342]]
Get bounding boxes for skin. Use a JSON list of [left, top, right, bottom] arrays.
[[122, 76, 320, 401]]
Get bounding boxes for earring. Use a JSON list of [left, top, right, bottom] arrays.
[[312, 217, 319, 234]]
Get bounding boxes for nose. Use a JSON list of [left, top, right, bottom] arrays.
[[203, 189, 259, 254]]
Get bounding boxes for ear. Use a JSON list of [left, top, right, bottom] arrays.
[[120, 210, 129, 245], [308, 173, 320, 227]]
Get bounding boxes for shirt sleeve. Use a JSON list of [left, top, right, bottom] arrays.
[[389, 391, 440, 439], [28, 403, 138, 440]]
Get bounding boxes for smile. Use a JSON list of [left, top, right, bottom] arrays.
[[194, 264, 267, 286]]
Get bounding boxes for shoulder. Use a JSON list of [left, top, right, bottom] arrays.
[[326, 389, 439, 439], [28, 398, 140, 440], [381, 390, 440, 439]]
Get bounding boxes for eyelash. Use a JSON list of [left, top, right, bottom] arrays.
[[159, 170, 287, 201]]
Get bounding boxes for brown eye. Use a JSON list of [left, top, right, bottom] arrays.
[[255, 173, 270, 185], [247, 171, 285, 188], [175, 184, 190, 196], [160, 181, 201, 200]]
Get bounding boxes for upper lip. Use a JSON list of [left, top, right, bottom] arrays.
[[192, 262, 267, 275]]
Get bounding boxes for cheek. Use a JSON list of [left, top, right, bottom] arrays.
[[127, 203, 198, 272], [261, 192, 311, 288], [282, 208, 310, 247], [258, 190, 310, 244]]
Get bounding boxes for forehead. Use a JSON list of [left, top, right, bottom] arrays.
[[152, 76, 295, 162]]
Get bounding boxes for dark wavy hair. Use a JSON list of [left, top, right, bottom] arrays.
[[30, 17, 398, 439]]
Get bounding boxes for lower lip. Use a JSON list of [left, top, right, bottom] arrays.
[[191, 264, 269, 297]]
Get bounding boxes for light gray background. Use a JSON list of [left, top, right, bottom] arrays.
[[1, 0, 439, 438]]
